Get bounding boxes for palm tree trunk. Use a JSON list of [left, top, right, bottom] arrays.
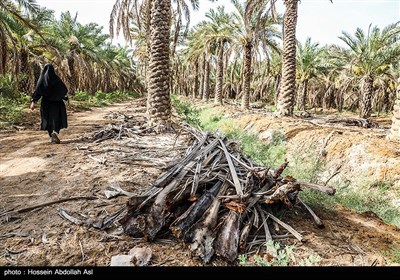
[[193, 59, 199, 99], [300, 79, 308, 111], [214, 42, 225, 105], [382, 88, 390, 113], [241, 42, 252, 109], [198, 53, 206, 99], [67, 56, 76, 95], [147, 0, 172, 128], [18, 49, 30, 93], [360, 75, 374, 118], [276, 0, 298, 116], [388, 83, 400, 141], [0, 27, 7, 75], [203, 59, 210, 101]]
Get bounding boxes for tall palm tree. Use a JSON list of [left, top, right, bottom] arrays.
[[111, 0, 204, 128], [230, 0, 280, 109], [146, 0, 172, 128], [0, 0, 41, 75], [296, 37, 325, 110], [276, 0, 298, 116], [339, 22, 400, 118], [192, 6, 233, 104]]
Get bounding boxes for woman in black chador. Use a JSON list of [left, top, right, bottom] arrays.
[[30, 64, 68, 144]]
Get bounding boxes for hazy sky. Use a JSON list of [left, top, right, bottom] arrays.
[[35, 0, 400, 46]]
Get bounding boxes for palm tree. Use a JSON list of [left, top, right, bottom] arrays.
[[276, 0, 298, 116], [146, 0, 172, 128], [0, 0, 41, 76], [192, 6, 233, 104], [339, 22, 400, 118], [230, 0, 280, 109], [111, 0, 204, 128], [296, 37, 325, 111]]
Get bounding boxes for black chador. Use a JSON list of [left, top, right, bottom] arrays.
[[31, 64, 68, 143]]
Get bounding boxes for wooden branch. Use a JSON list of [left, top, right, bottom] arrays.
[[219, 139, 243, 197], [298, 182, 336, 195], [58, 208, 83, 225], [0, 196, 97, 217], [298, 198, 324, 228], [267, 212, 305, 242]]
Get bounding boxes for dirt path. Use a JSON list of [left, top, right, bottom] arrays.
[[0, 98, 399, 266]]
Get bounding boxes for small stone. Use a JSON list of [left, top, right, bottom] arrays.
[[110, 255, 134, 266]]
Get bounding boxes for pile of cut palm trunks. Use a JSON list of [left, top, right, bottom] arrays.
[[121, 130, 335, 263]]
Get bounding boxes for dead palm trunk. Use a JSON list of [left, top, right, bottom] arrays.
[[276, 0, 298, 116], [203, 59, 210, 101], [241, 42, 252, 109], [214, 41, 225, 105], [360, 74, 374, 118], [147, 0, 172, 128]]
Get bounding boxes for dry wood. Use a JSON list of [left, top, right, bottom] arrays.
[[188, 182, 227, 262], [257, 206, 272, 242], [218, 139, 243, 197], [0, 196, 97, 217], [170, 182, 221, 239], [239, 214, 254, 251], [298, 182, 336, 195], [111, 127, 334, 263], [298, 198, 324, 228], [215, 211, 240, 262], [146, 161, 197, 240], [267, 212, 305, 242], [264, 183, 300, 207], [58, 208, 83, 225]]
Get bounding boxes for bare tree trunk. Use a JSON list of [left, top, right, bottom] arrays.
[[241, 42, 252, 109], [276, 0, 298, 116]]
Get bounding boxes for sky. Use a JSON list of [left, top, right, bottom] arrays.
[[35, 0, 400, 47]]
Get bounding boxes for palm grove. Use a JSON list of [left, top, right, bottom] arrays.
[[2, 0, 400, 137]]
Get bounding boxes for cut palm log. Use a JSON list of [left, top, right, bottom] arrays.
[[170, 182, 221, 239], [188, 182, 227, 262], [215, 211, 240, 262]]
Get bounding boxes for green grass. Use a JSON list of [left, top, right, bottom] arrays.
[[239, 240, 321, 266], [300, 182, 400, 227], [0, 94, 31, 129], [171, 95, 202, 128], [197, 105, 287, 169]]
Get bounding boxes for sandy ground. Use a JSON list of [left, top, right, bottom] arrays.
[[0, 98, 399, 266]]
